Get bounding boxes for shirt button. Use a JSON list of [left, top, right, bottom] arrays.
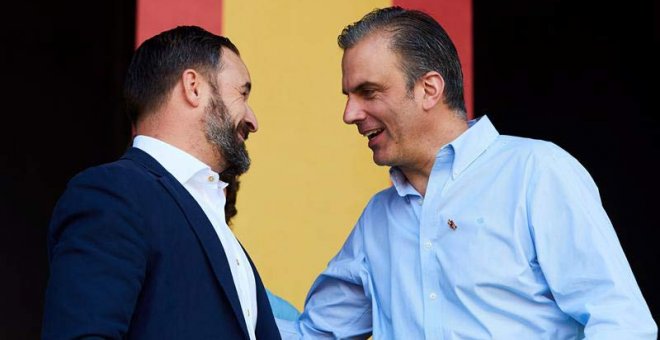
[[424, 241, 432, 249], [418, 198, 424, 205], [236, 258, 240, 266], [429, 292, 437, 300], [246, 308, 250, 317], [207, 175, 215, 182]]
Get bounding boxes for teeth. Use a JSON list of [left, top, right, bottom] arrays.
[[364, 129, 383, 139]]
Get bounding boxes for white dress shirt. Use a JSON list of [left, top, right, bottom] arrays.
[[134, 135, 257, 340]]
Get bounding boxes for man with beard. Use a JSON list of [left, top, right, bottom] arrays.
[[42, 26, 280, 340]]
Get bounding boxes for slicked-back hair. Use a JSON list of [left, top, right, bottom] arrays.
[[124, 26, 239, 124], [338, 6, 467, 118]]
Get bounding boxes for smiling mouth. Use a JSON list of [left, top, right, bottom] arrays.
[[363, 128, 384, 140]]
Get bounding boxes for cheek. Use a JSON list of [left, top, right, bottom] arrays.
[[231, 107, 249, 128], [223, 104, 241, 122], [362, 100, 391, 121], [377, 102, 402, 128]]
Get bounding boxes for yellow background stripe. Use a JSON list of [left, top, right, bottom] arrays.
[[224, 1, 391, 309]]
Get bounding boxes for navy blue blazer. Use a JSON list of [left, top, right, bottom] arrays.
[[42, 147, 280, 340]]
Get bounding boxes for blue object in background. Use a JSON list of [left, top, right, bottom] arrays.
[[266, 289, 300, 321]]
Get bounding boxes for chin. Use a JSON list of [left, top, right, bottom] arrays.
[[372, 154, 392, 167]]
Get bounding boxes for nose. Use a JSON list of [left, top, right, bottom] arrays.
[[244, 104, 258, 132], [342, 96, 366, 125]]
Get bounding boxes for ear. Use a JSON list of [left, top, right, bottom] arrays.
[[419, 71, 445, 111], [182, 69, 203, 108]]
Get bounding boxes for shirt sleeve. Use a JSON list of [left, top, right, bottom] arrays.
[[42, 167, 148, 339], [297, 218, 373, 339], [267, 288, 301, 321], [527, 143, 657, 339]]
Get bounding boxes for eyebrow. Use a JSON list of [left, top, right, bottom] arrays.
[[342, 81, 380, 95]]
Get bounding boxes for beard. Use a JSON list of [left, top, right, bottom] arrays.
[[204, 95, 251, 177]]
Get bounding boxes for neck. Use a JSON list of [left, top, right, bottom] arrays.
[[136, 113, 226, 173], [400, 111, 469, 196], [400, 165, 433, 196]]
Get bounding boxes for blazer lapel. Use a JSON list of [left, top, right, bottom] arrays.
[[123, 148, 250, 339]]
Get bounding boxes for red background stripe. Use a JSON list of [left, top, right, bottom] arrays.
[[135, 0, 223, 47], [392, 0, 473, 118]]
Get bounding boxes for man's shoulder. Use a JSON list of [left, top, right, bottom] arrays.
[[492, 134, 573, 163], [497, 134, 555, 152], [68, 151, 154, 189], [492, 134, 591, 186]]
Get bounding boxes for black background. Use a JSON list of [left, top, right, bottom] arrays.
[[1, 0, 135, 338], [1, 0, 657, 338]]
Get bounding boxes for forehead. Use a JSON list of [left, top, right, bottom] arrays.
[[216, 47, 250, 86], [341, 33, 403, 90]]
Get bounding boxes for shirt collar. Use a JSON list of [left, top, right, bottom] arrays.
[[449, 115, 499, 179], [389, 167, 419, 197], [133, 135, 224, 186], [389, 115, 499, 196]]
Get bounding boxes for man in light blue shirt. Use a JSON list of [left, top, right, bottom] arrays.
[[284, 6, 657, 339]]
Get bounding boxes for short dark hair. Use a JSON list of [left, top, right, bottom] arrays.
[[124, 26, 239, 124], [338, 6, 466, 117]]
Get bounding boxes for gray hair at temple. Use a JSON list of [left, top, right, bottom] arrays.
[[338, 6, 467, 119]]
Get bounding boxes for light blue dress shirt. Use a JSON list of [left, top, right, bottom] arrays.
[[267, 289, 301, 321], [292, 116, 656, 339]]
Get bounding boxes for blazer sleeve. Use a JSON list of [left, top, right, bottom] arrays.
[[42, 166, 149, 340]]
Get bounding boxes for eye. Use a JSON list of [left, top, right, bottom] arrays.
[[360, 88, 376, 99]]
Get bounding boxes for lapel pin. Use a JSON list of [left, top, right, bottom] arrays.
[[447, 219, 458, 230]]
